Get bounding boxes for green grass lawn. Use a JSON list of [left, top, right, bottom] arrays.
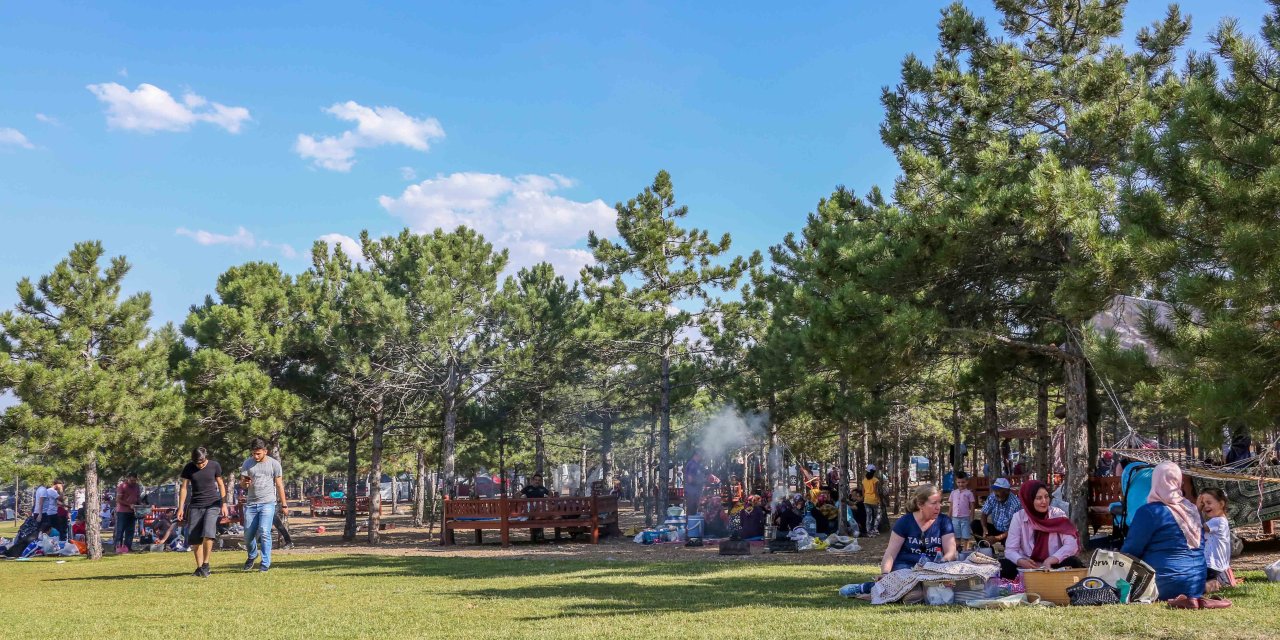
[[1, 516, 1276, 640]]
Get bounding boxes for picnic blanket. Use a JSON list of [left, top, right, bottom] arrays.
[[871, 553, 1001, 605]]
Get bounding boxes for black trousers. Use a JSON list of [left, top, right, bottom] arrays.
[[999, 554, 1085, 580]]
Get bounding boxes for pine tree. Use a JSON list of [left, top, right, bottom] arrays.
[[0, 242, 184, 559], [1120, 2, 1280, 442], [584, 170, 756, 512], [177, 262, 303, 457], [361, 227, 507, 499], [877, 0, 1190, 533]]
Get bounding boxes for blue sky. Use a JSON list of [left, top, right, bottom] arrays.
[[0, 1, 1268, 330]]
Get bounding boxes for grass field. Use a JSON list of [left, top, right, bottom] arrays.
[[2, 529, 1279, 640]]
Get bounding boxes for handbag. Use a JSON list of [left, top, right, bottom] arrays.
[[1066, 576, 1121, 606], [1088, 549, 1158, 603]]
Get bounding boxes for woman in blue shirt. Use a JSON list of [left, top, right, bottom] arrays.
[[1121, 462, 1206, 604], [880, 484, 957, 573]]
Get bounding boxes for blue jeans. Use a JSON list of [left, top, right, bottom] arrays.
[[244, 503, 276, 568]]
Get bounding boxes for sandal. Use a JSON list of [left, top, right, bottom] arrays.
[[1197, 596, 1232, 610], [1166, 594, 1200, 610]]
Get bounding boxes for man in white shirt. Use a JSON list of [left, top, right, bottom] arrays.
[[34, 480, 64, 533]]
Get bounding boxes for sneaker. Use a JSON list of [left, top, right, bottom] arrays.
[[259, 565, 271, 573], [839, 583, 872, 597], [192, 567, 204, 578], [282, 542, 294, 550], [200, 563, 210, 578], [243, 559, 256, 572]]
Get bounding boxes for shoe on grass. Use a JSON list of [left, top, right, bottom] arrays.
[[260, 565, 271, 573], [200, 563, 210, 578], [243, 559, 256, 572]]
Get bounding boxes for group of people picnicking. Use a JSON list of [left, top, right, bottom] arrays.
[[840, 462, 1236, 608], [3, 438, 294, 578], [677, 451, 895, 543]]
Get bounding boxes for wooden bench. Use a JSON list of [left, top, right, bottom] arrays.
[[308, 495, 380, 518], [442, 496, 619, 547], [1088, 475, 1121, 533]]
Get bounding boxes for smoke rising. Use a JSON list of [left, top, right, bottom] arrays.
[[696, 406, 767, 460]]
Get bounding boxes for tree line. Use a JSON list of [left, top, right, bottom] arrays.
[[5, 0, 1280, 558]]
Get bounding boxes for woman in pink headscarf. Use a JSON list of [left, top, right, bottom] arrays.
[[1121, 462, 1209, 604]]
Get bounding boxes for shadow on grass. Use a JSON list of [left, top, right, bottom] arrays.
[[241, 555, 859, 619]]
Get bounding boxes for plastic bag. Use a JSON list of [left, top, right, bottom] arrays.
[[926, 584, 955, 605], [1265, 559, 1280, 582], [58, 543, 79, 556]]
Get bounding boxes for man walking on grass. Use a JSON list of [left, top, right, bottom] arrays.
[[177, 446, 227, 578], [240, 438, 288, 573]]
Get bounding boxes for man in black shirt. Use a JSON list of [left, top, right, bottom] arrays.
[[177, 446, 227, 578], [520, 474, 551, 542]]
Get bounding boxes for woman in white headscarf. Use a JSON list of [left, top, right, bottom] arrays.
[[1121, 462, 1213, 606]]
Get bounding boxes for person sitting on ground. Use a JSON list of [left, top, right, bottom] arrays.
[[976, 478, 1021, 547], [738, 495, 766, 540], [948, 472, 976, 552], [772, 494, 804, 533], [848, 486, 867, 537], [843, 485, 958, 597], [999, 479, 1082, 579], [1198, 488, 1232, 593], [812, 493, 839, 536], [72, 508, 86, 540], [151, 513, 179, 547], [880, 484, 957, 573], [701, 495, 729, 538], [1121, 462, 1209, 605]]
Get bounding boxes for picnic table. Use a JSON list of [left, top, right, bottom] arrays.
[[442, 495, 619, 547], [308, 495, 380, 518]]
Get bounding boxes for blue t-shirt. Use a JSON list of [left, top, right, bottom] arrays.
[[891, 513, 954, 570]]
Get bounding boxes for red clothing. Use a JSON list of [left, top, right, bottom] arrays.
[[115, 481, 141, 513]]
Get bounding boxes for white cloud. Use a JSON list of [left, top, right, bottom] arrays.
[[0, 128, 34, 149], [378, 172, 615, 277], [316, 233, 367, 263], [400, 166, 417, 181], [295, 101, 444, 171], [176, 226, 296, 259], [177, 226, 258, 248], [86, 82, 251, 134], [35, 113, 60, 126]]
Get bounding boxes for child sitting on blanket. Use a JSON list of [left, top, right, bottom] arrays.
[[1198, 488, 1233, 593]]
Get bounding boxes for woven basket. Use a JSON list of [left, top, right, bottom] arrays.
[[1022, 568, 1088, 606]]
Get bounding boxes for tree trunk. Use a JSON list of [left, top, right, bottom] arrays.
[[534, 423, 546, 476], [601, 415, 614, 489], [413, 445, 427, 527], [644, 415, 657, 526], [838, 422, 850, 536], [84, 450, 102, 560], [578, 440, 588, 496], [658, 345, 672, 514], [1036, 375, 1051, 481], [368, 411, 384, 545], [343, 432, 359, 541], [390, 470, 399, 516], [441, 364, 459, 498], [1062, 343, 1091, 539], [983, 383, 999, 476]]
